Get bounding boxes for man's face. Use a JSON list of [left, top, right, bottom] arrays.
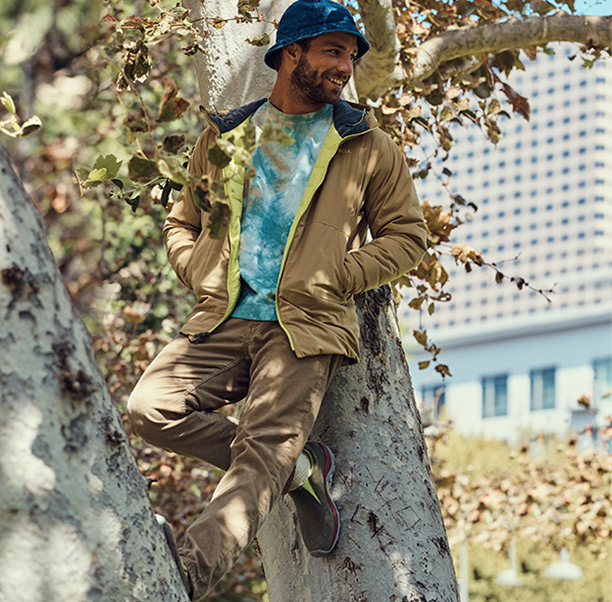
[[289, 32, 359, 106]]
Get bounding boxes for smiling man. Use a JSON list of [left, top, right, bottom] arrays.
[[127, 0, 427, 599]]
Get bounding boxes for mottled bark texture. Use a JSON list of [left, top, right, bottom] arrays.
[[257, 287, 459, 602], [353, 0, 611, 99], [182, 0, 279, 109], [0, 144, 189, 602]]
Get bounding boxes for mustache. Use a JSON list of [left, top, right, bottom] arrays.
[[324, 72, 350, 83]]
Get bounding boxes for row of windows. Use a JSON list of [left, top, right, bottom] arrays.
[[428, 298, 609, 328], [467, 178, 605, 191], [421, 358, 612, 420], [453, 132, 601, 160], [465, 160, 592, 175]]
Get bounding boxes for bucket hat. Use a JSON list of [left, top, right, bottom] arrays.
[[264, 0, 370, 69]]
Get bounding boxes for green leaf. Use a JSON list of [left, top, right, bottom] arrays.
[[207, 143, 232, 169], [124, 39, 152, 83], [435, 364, 452, 378], [408, 297, 425, 310], [128, 155, 160, 183], [488, 99, 502, 115], [123, 115, 149, 133], [83, 154, 122, 187], [237, 0, 260, 18], [456, 0, 476, 16], [474, 70, 494, 99], [1, 114, 42, 139], [19, 115, 42, 137], [160, 181, 173, 208], [207, 201, 231, 239], [157, 96, 190, 123], [125, 189, 142, 212], [94, 154, 122, 180], [157, 157, 191, 186], [86, 168, 108, 182], [425, 73, 445, 106], [260, 123, 295, 146], [246, 33, 270, 47], [193, 185, 211, 211], [1, 92, 16, 115], [413, 329, 428, 347], [163, 133, 186, 154]]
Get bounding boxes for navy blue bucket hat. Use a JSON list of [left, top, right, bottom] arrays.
[[264, 0, 370, 69]]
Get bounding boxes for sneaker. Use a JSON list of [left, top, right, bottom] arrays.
[[155, 514, 193, 599], [289, 441, 340, 557]]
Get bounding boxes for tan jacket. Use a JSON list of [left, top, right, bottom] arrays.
[[163, 99, 427, 360]]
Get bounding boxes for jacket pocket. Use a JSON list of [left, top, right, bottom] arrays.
[[285, 221, 352, 304]]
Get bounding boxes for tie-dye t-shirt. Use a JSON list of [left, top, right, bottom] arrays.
[[231, 101, 334, 321]]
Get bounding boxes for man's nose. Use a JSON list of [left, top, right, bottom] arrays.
[[338, 54, 353, 76]]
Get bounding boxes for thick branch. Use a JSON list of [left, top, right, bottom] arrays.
[[355, 12, 612, 99], [355, 0, 407, 98], [412, 13, 611, 83]]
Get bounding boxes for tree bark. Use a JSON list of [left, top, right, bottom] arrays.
[[354, 6, 612, 99], [185, 2, 458, 600], [182, 0, 280, 109], [353, 0, 407, 101], [409, 13, 612, 83], [0, 144, 188, 602], [257, 287, 459, 601]]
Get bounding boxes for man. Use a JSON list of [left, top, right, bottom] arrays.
[[127, 0, 427, 599]]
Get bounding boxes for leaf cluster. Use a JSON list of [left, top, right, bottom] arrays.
[[427, 423, 612, 557]]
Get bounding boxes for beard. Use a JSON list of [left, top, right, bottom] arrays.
[[290, 54, 346, 106]]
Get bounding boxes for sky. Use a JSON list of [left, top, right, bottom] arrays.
[[573, 0, 611, 15]]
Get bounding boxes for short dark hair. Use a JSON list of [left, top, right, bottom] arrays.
[[270, 37, 312, 71]]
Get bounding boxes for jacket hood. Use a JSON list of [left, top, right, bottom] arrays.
[[205, 99, 376, 138]]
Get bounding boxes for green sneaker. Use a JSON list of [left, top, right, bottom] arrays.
[[156, 514, 193, 599], [289, 441, 340, 557]]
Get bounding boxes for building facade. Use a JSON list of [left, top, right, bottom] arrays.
[[401, 44, 612, 444]]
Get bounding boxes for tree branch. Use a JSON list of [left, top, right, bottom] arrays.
[[412, 13, 611, 83], [355, 12, 612, 99], [354, 0, 407, 98]]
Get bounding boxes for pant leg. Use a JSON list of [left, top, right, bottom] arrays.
[[127, 320, 252, 470], [181, 321, 342, 599]]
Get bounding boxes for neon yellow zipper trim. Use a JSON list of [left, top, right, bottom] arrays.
[[274, 124, 374, 350], [207, 119, 251, 333]]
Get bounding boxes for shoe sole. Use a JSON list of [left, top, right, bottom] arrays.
[[310, 442, 340, 557]]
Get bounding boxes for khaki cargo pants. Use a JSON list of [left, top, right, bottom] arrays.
[[127, 318, 341, 600]]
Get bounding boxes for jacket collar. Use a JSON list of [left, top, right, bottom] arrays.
[[205, 99, 377, 138]]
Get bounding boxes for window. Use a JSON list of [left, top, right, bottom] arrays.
[[421, 384, 446, 418], [530, 367, 556, 410], [482, 375, 508, 418], [593, 358, 611, 403]]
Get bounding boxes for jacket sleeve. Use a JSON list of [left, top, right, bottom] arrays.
[[343, 131, 427, 296], [162, 128, 215, 289]]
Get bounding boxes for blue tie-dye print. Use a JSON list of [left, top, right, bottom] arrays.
[[231, 101, 333, 321]]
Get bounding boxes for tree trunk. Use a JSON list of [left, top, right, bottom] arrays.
[[257, 287, 459, 601], [0, 144, 188, 602], [182, 0, 280, 108], [184, 2, 458, 600]]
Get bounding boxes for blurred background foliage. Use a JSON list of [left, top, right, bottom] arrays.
[[1, 0, 610, 600]]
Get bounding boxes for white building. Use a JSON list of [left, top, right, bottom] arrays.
[[401, 44, 612, 444]]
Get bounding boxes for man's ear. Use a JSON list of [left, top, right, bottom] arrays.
[[282, 42, 302, 67]]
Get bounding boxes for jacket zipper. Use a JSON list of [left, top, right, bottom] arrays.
[[200, 116, 248, 335], [274, 125, 374, 351]]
